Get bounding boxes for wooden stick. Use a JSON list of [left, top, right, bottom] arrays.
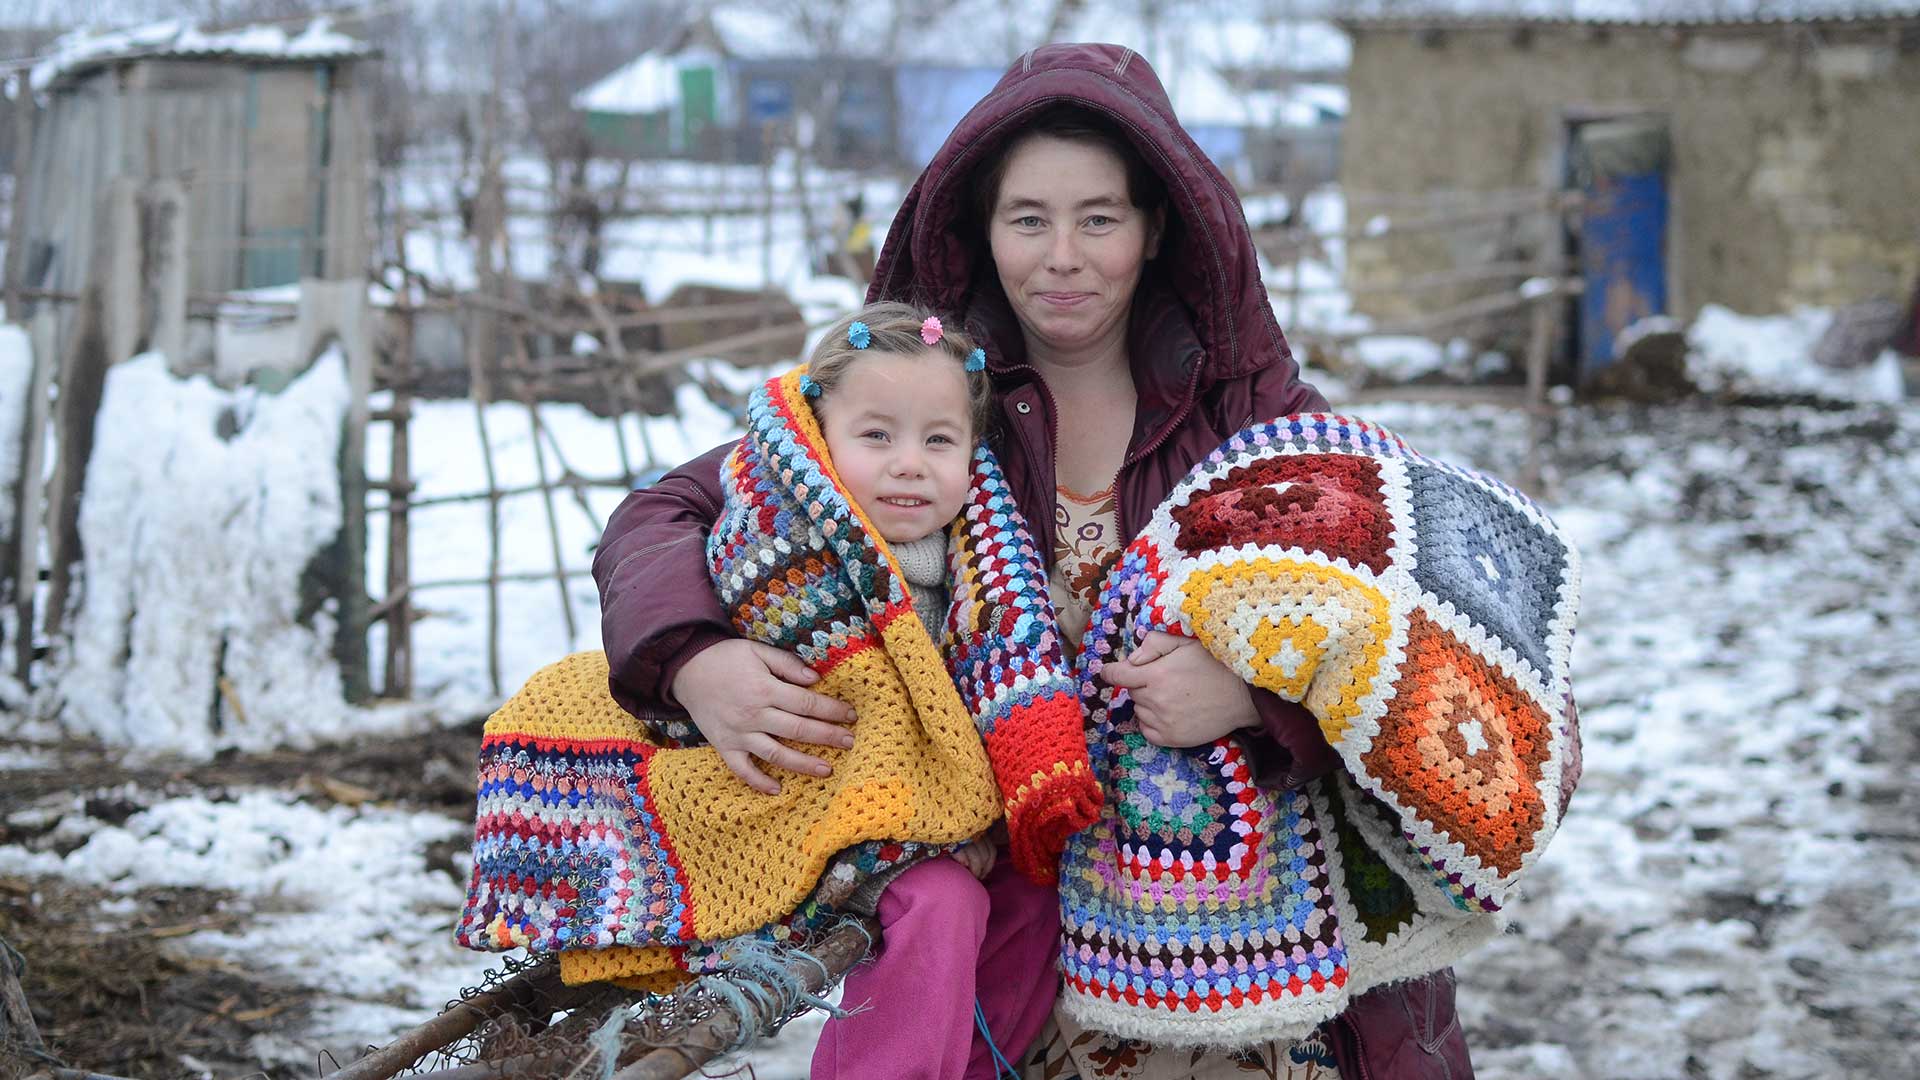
[[384, 219, 417, 698], [625, 317, 820, 378], [512, 336, 578, 646], [1268, 259, 1540, 299], [372, 473, 630, 512], [572, 284, 637, 485], [1521, 202, 1570, 494], [525, 404, 605, 524], [1289, 280, 1582, 345], [3, 95, 33, 325], [411, 569, 593, 590], [465, 308, 503, 699], [324, 964, 570, 1080], [0, 932, 46, 1052], [1252, 190, 1582, 250], [6, 313, 53, 685]]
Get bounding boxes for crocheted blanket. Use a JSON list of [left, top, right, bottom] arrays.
[[456, 367, 1100, 989], [1057, 415, 1581, 1048]]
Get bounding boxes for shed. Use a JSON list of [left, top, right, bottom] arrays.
[[1335, 10, 1920, 373], [15, 18, 373, 312]]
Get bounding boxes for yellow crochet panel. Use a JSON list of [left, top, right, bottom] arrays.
[[488, 630, 1002, 987], [1173, 556, 1392, 745]]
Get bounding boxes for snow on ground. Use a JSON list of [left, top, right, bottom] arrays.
[[0, 788, 498, 1059], [1688, 304, 1907, 403], [1364, 400, 1920, 1080]]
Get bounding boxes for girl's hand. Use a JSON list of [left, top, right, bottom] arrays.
[[952, 838, 995, 881], [670, 639, 858, 795], [1100, 631, 1258, 748]]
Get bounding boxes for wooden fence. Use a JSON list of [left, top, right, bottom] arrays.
[[1252, 185, 1585, 487], [3, 161, 1583, 708]]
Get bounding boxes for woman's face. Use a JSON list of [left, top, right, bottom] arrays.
[[988, 135, 1162, 366]]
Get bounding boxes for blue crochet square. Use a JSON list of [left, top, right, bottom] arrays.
[[1406, 461, 1567, 681]]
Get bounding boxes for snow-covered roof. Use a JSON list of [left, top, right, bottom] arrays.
[[573, 50, 681, 115], [30, 17, 370, 92]]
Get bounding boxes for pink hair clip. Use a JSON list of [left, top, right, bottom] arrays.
[[920, 316, 943, 346]]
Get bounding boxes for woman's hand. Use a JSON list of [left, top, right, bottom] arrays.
[[1101, 631, 1257, 748], [669, 639, 858, 795]]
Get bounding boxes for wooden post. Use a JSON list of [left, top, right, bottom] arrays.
[[467, 302, 503, 700], [1521, 200, 1566, 495], [39, 180, 130, 640], [576, 285, 637, 485], [8, 311, 55, 683], [511, 334, 578, 646], [0, 932, 45, 1056], [760, 122, 776, 291], [3, 90, 33, 323], [466, 0, 510, 699], [384, 287, 416, 699], [144, 179, 189, 369], [101, 178, 141, 367]]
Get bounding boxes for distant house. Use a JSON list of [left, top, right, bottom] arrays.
[[1336, 10, 1920, 372], [16, 19, 373, 302], [572, 7, 1003, 168]]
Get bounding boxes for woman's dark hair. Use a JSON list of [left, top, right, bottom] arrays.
[[969, 104, 1169, 231]]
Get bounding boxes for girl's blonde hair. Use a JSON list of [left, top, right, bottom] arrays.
[[806, 302, 994, 440]]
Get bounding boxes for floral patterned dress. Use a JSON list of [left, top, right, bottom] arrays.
[[1023, 484, 1342, 1080]]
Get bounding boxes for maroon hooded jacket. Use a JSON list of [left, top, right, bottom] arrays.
[[591, 43, 1472, 1078]]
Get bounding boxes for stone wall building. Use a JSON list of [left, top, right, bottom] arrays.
[[1336, 10, 1920, 370]]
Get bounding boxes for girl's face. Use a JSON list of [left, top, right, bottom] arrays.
[[818, 350, 974, 544], [987, 135, 1162, 366]]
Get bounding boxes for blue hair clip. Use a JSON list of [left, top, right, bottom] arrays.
[[964, 347, 986, 373], [799, 374, 822, 398], [848, 321, 872, 349]]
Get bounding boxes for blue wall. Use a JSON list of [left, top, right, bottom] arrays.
[[894, 66, 1005, 167]]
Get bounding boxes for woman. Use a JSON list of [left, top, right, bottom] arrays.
[[592, 43, 1471, 1079]]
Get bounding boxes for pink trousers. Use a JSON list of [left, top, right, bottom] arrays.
[[810, 851, 1060, 1080]]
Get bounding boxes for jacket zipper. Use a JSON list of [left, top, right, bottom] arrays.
[[1115, 355, 1203, 539]]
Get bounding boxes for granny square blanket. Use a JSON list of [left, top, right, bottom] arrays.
[[1056, 414, 1582, 1047]]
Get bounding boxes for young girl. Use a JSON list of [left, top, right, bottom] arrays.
[[764, 303, 1069, 1080], [460, 302, 1087, 1077]]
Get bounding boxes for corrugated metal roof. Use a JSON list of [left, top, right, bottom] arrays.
[[1337, 9, 1920, 32]]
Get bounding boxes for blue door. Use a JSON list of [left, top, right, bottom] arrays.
[[1573, 118, 1670, 376]]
